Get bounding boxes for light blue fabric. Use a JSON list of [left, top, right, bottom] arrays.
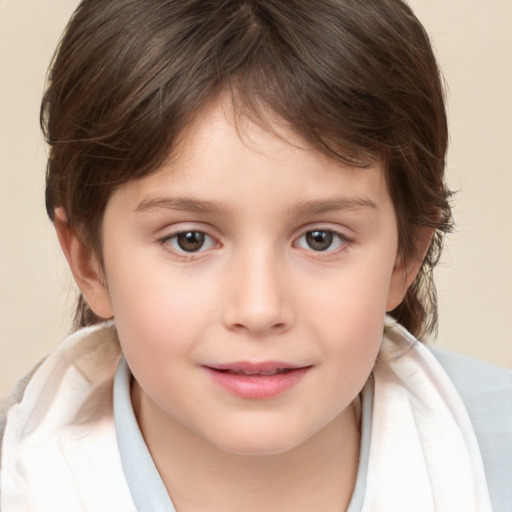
[[347, 378, 373, 512], [431, 347, 512, 512], [113, 358, 176, 512]]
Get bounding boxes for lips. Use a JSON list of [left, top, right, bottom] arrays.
[[204, 362, 311, 399]]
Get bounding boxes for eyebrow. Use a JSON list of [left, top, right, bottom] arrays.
[[135, 196, 233, 214], [292, 197, 377, 215], [135, 195, 377, 216]]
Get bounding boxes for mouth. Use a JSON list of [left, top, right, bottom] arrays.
[[206, 361, 308, 375], [203, 362, 311, 399], [214, 368, 297, 376]]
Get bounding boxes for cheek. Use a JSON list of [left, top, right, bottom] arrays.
[[104, 258, 229, 385], [109, 276, 208, 411], [111, 278, 204, 345], [303, 260, 394, 329], [318, 311, 382, 416], [104, 254, 202, 350], [300, 259, 394, 379]]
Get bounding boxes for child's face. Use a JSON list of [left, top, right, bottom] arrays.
[[93, 100, 410, 455]]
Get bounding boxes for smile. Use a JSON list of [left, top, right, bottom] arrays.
[[204, 362, 311, 399]]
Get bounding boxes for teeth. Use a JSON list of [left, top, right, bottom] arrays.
[[228, 369, 290, 376]]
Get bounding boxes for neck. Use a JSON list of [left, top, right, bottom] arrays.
[[132, 383, 361, 512]]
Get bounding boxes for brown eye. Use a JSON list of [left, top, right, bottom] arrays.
[[295, 229, 348, 253], [305, 230, 334, 251], [175, 231, 206, 252], [163, 229, 217, 257]]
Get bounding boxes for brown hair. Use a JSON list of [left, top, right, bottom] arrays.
[[42, 0, 452, 338]]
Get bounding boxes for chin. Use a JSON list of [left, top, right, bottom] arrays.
[[217, 442, 301, 457], [206, 427, 311, 457]]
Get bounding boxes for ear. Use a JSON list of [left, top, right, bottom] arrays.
[[386, 228, 434, 311], [54, 207, 114, 319]]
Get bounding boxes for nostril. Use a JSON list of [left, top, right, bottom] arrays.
[[230, 321, 287, 334]]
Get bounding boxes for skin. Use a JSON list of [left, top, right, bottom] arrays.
[[56, 99, 423, 511]]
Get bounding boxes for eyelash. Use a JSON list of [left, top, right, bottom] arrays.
[[159, 227, 352, 259], [293, 229, 351, 255], [160, 230, 219, 259]]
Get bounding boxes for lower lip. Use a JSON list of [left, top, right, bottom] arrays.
[[204, 367, 310, 399]]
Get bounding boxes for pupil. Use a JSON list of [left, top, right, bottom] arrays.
[[177, 231, 205, 252], [306, 230, 333, 251]]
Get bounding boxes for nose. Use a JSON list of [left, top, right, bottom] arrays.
[[222, 250, 294, 336]]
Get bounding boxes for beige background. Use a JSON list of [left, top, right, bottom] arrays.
[[1, 0, 511, 397]]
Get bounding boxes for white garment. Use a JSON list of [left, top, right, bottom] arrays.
[[1, 324, 136, 512], [361, 320, 493, 511], [0, 321, 493, 511]]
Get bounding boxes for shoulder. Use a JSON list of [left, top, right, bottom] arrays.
[[429, 346, 512, 512], [429, 345, 512, 410], [1, 323, 120, 465], [1, 359, 44, 460], [428, 345, 512, 439]]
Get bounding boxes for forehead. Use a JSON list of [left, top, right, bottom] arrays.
[[161, 99, 384, 189], [107, 97, 391, 219]]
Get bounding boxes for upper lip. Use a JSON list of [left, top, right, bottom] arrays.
[[205, 361, 309, 373]]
